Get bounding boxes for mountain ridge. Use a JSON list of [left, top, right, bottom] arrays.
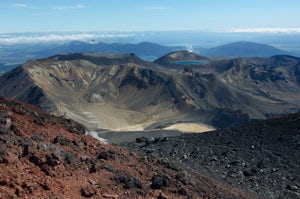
[[0, 51, 300, 134]]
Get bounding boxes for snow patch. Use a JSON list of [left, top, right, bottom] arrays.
[[86, 130, 108, 144]]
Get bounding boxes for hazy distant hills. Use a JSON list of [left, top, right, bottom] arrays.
[[0, 41, 183, 73], [38, 41, 182, 60], [36, 41, 295, 61], [0, 51, 300, 132], [199, 41, 289, 58], [0, 40, 296, 73]]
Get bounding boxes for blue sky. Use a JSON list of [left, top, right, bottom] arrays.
[[0, 0, 300, 32]]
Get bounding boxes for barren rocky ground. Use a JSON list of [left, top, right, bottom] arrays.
[[0, 96, 258, 199], [123, 113, 300, 199]]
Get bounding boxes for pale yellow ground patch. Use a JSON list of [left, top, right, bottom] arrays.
[[164, 123, 215, 133]]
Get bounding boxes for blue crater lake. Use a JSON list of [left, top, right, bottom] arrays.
[[174, 60, 208, 65]]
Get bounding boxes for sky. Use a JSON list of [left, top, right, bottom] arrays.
[[0, 0, 300, 33]]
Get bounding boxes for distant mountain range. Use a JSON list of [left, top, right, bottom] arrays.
[[36, 41, 182, 61], [197, 41, 290, 58], [0, 51, 299, 131], [0, 40, 296, 73]]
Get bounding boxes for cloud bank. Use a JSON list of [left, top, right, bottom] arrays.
[[226, 28, 300, 33], [0, 33, 135, 45]]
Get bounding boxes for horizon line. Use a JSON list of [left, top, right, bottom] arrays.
[[1, 28, 300, 34]]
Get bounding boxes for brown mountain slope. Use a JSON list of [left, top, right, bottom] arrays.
[[220, 56, 300, 100], [0, 53, 175, 131], [0, 96, 256, 198], [156, 52, 300, 120]]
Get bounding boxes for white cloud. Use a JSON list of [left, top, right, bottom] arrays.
[[226, 28, 300, 33], [52, 4, 86, 11], [11, 3, 38, 9], [144, 6, 170, 10], [12, 3, 28, 8], [10, 3, 85, 11], [0, 33, 135, 45]]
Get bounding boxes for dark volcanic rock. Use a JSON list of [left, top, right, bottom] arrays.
[[151, 174, 169, 189], [53, 135, 70, 145], [81, 185, 97, 198], [97, 150, 116, 160], [112, 170, 143, 189], [124, 112, 300, 199], [0, 110, 11, 134]]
